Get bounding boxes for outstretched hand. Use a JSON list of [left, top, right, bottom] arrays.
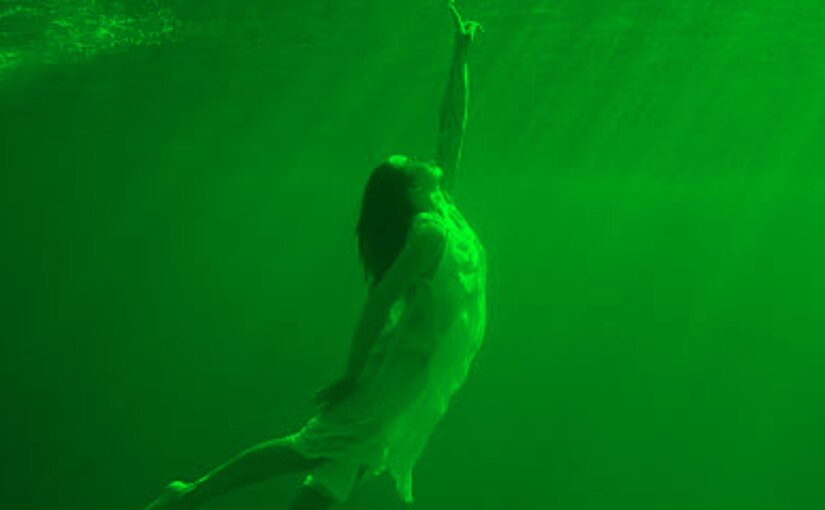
[[448, 1, 484, 43]]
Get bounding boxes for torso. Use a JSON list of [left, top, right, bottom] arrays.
[[396, 195, 486, 341]]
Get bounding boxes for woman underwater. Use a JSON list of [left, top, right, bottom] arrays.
[[146, 2, 486, 509]]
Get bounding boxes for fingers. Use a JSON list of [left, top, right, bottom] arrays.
[[466, 21, 485, 33], [448, 2, 484, 41], [313, 384, 339, 407], [448, 2, 462, 26]]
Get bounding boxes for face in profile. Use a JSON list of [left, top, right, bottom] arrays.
[[386, 155, 444, 210]]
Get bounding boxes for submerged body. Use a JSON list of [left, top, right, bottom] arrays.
[[288, 191, 487, 504], [144, 4, 484, 509]]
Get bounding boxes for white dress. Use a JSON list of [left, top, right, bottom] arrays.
[[287, 193, 487, 504]]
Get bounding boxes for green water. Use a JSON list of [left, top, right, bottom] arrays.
[[2, 1, 824, 509]]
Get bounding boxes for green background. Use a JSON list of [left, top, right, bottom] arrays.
[[2, 1, 824, 509]]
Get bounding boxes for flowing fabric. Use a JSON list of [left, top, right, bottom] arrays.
[[287, 195, 487, 504]]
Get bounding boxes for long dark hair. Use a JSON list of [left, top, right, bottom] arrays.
[[356, 159, 427, 288]]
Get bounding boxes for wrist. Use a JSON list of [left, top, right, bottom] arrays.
[[453, 38, 471, 60]]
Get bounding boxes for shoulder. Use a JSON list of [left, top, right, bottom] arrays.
[[368, 213, 447, 308], [403, 213, 447, 274]]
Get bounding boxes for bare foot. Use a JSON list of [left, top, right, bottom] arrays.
[[145, 481, 196, 510]]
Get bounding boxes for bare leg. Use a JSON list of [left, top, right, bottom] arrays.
[[290, 485, 336, 510], [145, 437, 327, 509], [187, 437, 327, 507]]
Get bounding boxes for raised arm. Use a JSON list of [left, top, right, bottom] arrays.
[[436, 1, 483, 193]]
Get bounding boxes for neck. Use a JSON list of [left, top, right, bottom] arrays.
[[432, 187, 452, 210]]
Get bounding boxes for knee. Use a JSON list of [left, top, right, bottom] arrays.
[[276, 436, 328, 470]]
